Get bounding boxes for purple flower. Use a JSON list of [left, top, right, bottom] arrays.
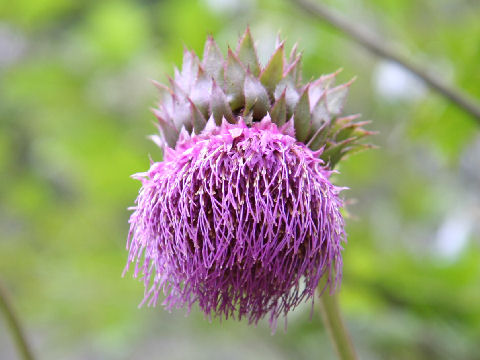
[[125, 117, 345, 328], [123, 29, 373, 329]]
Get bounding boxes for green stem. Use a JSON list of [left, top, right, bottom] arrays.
[[318, 289, 357, 360], [0, 280, 35, 360]]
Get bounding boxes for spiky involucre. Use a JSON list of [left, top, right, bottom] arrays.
[[126, 119, 344, 326], [151, 28, 372, 168]]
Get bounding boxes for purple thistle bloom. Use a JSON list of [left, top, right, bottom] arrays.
[[123, 29, 373, 329], [125, 117, 345, 328]]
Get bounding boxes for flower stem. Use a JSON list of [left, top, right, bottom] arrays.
[[318, 289, 357, 360], [0, 280, 35, 360]]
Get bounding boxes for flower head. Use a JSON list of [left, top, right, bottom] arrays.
[[125, 29, 371, 328], [126, 118, 344, 326]]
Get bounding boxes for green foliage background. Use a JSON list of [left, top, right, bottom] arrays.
[[1, 0, 479, 359]]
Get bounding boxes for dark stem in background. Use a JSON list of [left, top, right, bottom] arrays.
[[318, 290, 357, 360], [0, 280, 35, 360], [289, 0, 480, 123]]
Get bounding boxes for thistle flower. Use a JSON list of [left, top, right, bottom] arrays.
[[125, 29, 371, 328]]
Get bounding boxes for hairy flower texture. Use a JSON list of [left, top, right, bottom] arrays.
[[126, 118, 344, 327], [125, 29, 373, 328]]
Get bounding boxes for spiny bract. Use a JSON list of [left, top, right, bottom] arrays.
[[150, 28, 372, 167], [125, 29, 369, 329]]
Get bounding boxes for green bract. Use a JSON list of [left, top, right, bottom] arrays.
[[153, 28, 373, 167]]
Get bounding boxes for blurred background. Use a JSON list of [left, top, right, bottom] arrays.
[[1, 0, 479, 359]]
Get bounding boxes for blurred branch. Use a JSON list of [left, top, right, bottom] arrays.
[[0, 280, 35, 360], [289, 0, 480, 123]]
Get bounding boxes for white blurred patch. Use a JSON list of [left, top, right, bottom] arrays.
[[0, 23, 27, 68], [434, 209, 474, 261], [86, 56, 160, 115], [461, 135, 480, 186], [203, 0, 255, 14], [373, 61, 426, 101]]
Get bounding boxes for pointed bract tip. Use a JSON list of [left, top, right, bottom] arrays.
[[151, 79, 171, 93], [148, 134, 164, 148]]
